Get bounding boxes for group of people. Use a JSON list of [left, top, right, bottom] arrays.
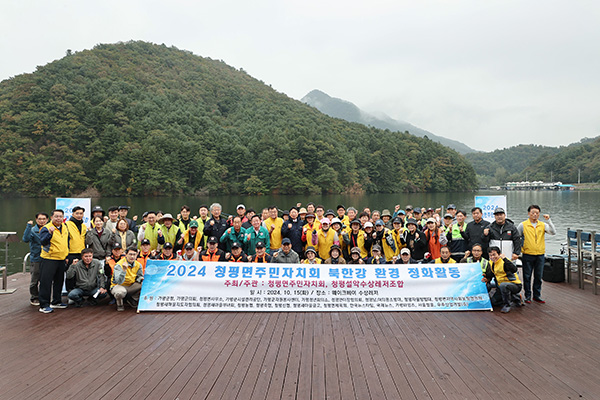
[[23, 201, 555, 314]]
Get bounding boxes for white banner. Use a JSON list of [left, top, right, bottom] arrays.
[[56, 197, 92, 225], [138, 260, 492, 312], [475, 195, 507, 222]]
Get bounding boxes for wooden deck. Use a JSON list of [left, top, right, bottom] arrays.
[[1, 272, 599, 399]]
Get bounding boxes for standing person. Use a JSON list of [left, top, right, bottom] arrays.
[[118, 206, 137, 233], [137, 211, 161, 251], [401, 218, 427, 262], [110, 218, 137, 251], [157, 213, 181, 249], [203, 203, 228, 252], [264, 205, 284, 255], [423, 218, 447, 260], [483, 207, 520, 262], [336, 205, 350, 227], [85, 216, 111, 262], [518, 205, 556, 304], [105, 206, 120, 233], [281, 207, 304, 256], [179, 220, 203, 252], [176, 205, 192, 232], [66, 248, 107, 307], [197, 205, 210, 248], [314, 218, 336, 260], [23, 212, 48, 306], [65, 206, 87, 291], [244, 215, 270, 256], [447, 210, 469, 261], [464, 207, 490, 254], [111, 248, 144, 311], [220, 216, 246, 253], [89, 206, 105, 229], [38, 209, 70, 313]]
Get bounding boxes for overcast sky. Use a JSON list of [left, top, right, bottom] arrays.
[[2, 0, 599, 151]]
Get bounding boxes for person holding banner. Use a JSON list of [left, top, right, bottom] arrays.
[[249, 241, 272, 263], [200, 236, 227, 262], [460, 244, 489, 273], [431, 245, 456, 264], [180, 242, 199, 261], [111, 248, 144, 311], [483, 246, 523, 313], [154, 242, 177, 261], [395, 248, 417, 264], [225, 242, 249, 262], [302, 246, 321, 264]]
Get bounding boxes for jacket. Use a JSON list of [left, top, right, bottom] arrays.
[[23, 223, 42, 262], [270, 249, 300, 264], [281, 218, 304, 255], [484, 219, 521, 257], [111, 258, 143, 287], [264, 217, 284, 250], [203, 216, 229, 251], [85, 228, 112, 259], [464, 219, 490, 253], [243, 226, 270, 255], [400, 230, 427, 261], [220, 226, 246, 253], [485, 257, 522, 285], [109, 230, 137, 251], [66, 259, 106, 291]]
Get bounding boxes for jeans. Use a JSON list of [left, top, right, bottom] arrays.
[[488, 281, 522, 306], [522, 254, 544, 300], [68, 287, 107, 303], [29, 261, 41, 300], [38, 259, 66, 308]]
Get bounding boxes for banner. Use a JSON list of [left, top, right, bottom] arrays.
[[138, 260, 492, 312], [475, 195, 507, 222], [56, 198, 92, 225]]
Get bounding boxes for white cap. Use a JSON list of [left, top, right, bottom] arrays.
[[330, 217, 342, 225], [236, 204, 245, 209], [364, 221, 373, 228], [321, 218, 331, 225]]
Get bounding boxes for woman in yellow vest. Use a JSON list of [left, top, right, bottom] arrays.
[[38, 209, 70, 313], [483, 246, 523, 313]]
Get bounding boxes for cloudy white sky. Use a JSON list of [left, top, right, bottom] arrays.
[[2, 0, 599, 151]]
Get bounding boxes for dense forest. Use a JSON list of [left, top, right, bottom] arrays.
[[0, 41, 477, 196], [465, 138, 599, 186]]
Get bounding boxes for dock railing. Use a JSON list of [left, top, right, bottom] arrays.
[[566, 229, 600, 294]]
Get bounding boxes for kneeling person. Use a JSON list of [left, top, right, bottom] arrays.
[[483, 246, 523, 313], [66, 248, 108, 307], [111, 248, 144, 311]]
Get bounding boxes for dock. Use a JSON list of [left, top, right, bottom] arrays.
[[1, 272, 599, 399]]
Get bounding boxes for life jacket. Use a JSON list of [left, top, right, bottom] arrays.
[[434, 257, 456, 264], [66, 219, 87, 254]]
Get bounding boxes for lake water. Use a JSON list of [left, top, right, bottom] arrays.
[[2, 190, 599, 273]]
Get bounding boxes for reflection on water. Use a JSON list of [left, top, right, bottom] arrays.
[[1, 191, 598, 273]]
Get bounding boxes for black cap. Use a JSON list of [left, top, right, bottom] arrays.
[[91, 205, 105, 215], [231, 241, 241, 249], [255, 241, 266, 248], [325, 209, 335, 216], [282, 238, 291, 245], [108, 206, 118, 212], [208, 236, 218, 243], [163, 242, 174, 249], [337, 204, 345, 210], [112, 243, 122, 249], [350, 219, 361, 225], [141, 239, 151, 245], [493, 207, 505, 214], [118, 205, 130, 210], [185, 242, 194, 250], [393, 217, 402, 224], [406, 218, 418, 226]]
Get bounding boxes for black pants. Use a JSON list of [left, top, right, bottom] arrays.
[[38, 259, 66, 308]]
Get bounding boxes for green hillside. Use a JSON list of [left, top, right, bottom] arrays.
[[524, 137, 600, 183], [0, 41, 477, 196]]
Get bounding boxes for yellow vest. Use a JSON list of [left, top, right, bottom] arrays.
[[41, 222, 70, 260], [434, 257, 457, 264], [182, 229, 203, 250], [141, 223, 160, 250], [265, 217, 284, 249], [160, 224, 180, 246], [521, 219, 546, 255], [491, 258, 522, 285], [66, 220, 87, 254], [316, 228, 336, 260]]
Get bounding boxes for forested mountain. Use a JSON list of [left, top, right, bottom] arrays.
[[465, 138, 598, 185], [302, 89, 475, 154], [0, 41, 477, 196], [523, 137, 600, 183]]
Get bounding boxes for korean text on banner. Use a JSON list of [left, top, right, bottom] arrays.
[[56, 198, 91, 224], [138, 260, 492, 312], [475, 195, 507, 222]]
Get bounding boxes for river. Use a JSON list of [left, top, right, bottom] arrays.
[[2, 190, 599, 274]]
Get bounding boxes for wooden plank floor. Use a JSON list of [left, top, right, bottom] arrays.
[[1, 272, 599, 399]]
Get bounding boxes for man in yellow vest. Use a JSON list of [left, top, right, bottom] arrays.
[[483, 246, 523, 313], [65, 206, 87, 291], [517, 205, 556, 304], [38, 209, 70, 313], [264, 205, 283, 255]]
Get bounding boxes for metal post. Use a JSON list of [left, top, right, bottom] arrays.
[[577, 230, 583, 289], [592, 231, 597, 295], [0, 232, 18, 294]]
